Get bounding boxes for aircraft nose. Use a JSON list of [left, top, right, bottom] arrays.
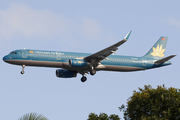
[[3, 55, 8, 62]]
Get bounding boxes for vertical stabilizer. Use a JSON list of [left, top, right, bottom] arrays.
[[144, 36, 168, 59]]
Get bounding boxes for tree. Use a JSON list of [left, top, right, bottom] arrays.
[[119, 85, 180, 120], [88, 113, 120, 120], [18, 112, 49, 120]]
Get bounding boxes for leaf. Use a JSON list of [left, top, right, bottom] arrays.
[[156, 44, 160, 53], [151, 52, 156, 56], [18, 113, 49, 120]]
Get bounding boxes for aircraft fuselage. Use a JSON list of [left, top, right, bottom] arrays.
[[3, 49, 171, 72]]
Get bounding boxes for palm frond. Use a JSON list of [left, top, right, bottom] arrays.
[[18, 112, 49, 120]]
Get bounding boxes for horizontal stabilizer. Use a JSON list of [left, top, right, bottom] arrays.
[[154, 55, 176, 65]]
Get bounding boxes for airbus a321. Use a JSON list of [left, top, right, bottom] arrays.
[[3, 31, 176, 82]]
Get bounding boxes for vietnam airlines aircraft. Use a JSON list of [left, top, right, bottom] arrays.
[[3, 31, 176, 82]]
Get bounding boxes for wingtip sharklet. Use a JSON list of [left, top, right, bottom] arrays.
[[124, 30, 132, 40]]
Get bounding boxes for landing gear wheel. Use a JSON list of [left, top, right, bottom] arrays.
[[90, 70, 96, 76], [81, 76, 87, 82], [21, 71, 25, 74]]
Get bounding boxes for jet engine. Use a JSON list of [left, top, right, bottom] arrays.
[[69, 59, 89, 67], [56, 69, 77, 78]]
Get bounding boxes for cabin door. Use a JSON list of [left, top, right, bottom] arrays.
[[22, 50, 27, 58], [142, 57, 147, 66], [57, 54, 61, 60]]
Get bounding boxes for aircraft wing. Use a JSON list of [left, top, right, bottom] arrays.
[[84, 31, 132, 65]]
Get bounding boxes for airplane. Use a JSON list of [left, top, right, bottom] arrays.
[[3, 31, 176, 82]]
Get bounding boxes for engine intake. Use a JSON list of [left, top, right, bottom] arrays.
[[56, 69, 77, 78]]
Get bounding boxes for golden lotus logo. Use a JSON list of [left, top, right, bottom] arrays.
[[29, 50, 34, 53], [151, 44, 165, 57]]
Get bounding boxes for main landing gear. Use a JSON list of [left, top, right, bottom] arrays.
[[80, 70, 96, 82], [80, 71, 88, 82], [90, 70, 96, 75], [81, 76, 87, 82], [21, 65, 25, 74]]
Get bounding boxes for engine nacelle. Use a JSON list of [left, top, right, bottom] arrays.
[[56, 69, 77, 78], [69, 59, 88, 67]]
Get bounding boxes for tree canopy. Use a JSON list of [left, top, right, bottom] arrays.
[[88, 113, 120, 120], [18, 112, 49, 120], [120, 85, 180, 120]]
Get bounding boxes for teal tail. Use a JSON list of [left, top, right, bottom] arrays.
[[144, 36, 168, 59]]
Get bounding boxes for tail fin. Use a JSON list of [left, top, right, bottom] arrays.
[[144, 36, 168, 59]]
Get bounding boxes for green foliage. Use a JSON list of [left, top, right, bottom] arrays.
[[18, 112, 49, 120], [120, 85, 180, 120], [108, 114, 121, 120], [88, 113, 120, 120]]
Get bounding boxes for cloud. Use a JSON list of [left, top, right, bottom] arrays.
[[0, 3, 104, 46], [0, 3, 70, 40], [168, 18, 180, 29]]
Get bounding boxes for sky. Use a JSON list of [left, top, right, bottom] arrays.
[[0, 1, 179, 120]]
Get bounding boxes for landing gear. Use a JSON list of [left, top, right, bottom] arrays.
[[90, 70, 96, 76], [79, 71, 88, 82], [81, 76, 87, 82], [21, 71, 24, 74], [79, 69, 96, 82], [21, 65, 25, 74]]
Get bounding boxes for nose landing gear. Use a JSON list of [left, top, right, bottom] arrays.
[[21, 65, 25, 74]]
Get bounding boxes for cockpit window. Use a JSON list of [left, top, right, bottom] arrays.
[[10, 52, 17, 54]]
